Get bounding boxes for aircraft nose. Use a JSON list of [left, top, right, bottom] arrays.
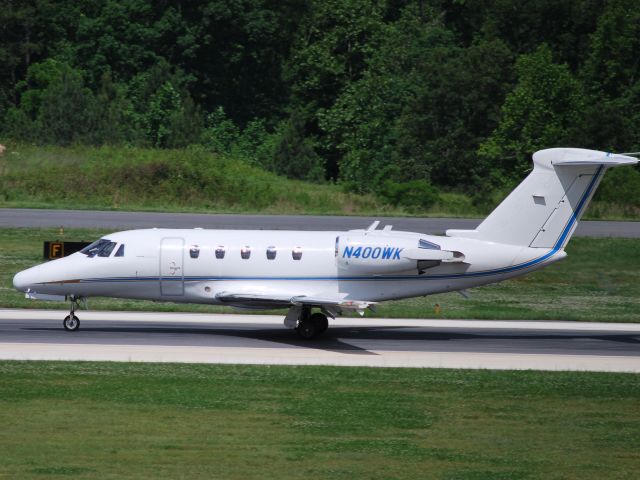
[[13, 269, 34, 292]]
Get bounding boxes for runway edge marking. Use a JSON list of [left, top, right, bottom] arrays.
[[0, 343, 639, 373]]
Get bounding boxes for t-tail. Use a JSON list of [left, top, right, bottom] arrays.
[[448, 148, 638, 249]]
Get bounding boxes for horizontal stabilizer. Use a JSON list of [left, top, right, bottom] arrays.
[[551, 151, 638, 166]]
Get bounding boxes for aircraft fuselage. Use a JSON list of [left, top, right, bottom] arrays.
[[13, 227, 563, 305]]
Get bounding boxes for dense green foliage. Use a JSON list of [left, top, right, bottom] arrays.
[[1, 0, 639, 207]]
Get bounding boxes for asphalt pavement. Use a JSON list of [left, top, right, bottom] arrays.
[[1, 208, 639, 237], [1, 310, 639, 371]]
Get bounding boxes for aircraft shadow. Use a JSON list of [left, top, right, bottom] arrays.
[[24, 325, 377, 354], [23, 324, 640, 355]]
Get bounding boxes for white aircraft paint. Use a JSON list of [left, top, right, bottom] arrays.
[[12, 148, 638, 337]]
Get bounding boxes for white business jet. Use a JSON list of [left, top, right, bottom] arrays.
[[13, 148, 638, 338]]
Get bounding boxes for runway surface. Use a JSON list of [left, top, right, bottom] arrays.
[[1, 208, 639, 237], [1, 310, 639, 372]]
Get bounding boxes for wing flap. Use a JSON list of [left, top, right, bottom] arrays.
[[215, 291, 376, 311]]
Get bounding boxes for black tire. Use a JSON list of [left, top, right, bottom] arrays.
[[310, 312, 329, 334], [296, 317, 318, 339], [63, 314, 80, 331]]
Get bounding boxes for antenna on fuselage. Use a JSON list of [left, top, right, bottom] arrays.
[[366, 221, 380, 231]]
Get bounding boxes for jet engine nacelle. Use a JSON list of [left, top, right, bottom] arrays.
[[336, 232, 466, 274]]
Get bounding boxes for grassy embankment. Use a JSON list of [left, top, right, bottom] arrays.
[[2, 143, 637, 218], [1, 227, 639, 322], [0, 144, 481, 217], [1, 362, 639, 479]]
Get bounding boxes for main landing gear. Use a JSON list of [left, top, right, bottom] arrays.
[[288, 307, 329, 340], [63, 297, 82, 331]]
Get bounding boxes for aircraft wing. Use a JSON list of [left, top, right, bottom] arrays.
[[215, 291, 376, 314]]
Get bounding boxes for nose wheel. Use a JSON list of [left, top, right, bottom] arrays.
[[63, 297, 82, 331], [63, 314, 80, 331]]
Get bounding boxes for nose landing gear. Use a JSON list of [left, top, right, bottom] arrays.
[[63, 297, 82, 331], [63, 314, 80, 331]]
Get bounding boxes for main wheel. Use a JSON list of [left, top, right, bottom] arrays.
[[296, 317, 318, 339], [310, 312, 329, 334], [63, 314, 80, 331]]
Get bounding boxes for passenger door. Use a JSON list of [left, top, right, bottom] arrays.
[[160, 237, 185, 296]]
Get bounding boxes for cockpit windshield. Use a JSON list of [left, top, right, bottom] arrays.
[[80, 239, 116, 257], [97, 242, 116, 257]]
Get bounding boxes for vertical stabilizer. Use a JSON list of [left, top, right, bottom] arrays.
[[451, 148, 637, 248]]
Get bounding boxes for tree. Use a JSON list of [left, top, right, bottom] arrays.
[[38, 64, 96, 145], [478, 45, 585, 182], [4, 59, 96, 144], [126, 60, 203, 148], [88, 72, 136, 145], [74, 0, 162, 87], [166, 0, 307, 123], [285, 0, 386, 110], [320, 6, 512, 191], [272, 109, 325, 182], [317, 6, 449, 191], [580, 0, 640, 151], [0, 0, 83, 112]]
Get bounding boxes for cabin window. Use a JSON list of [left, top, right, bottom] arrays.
[[97, 241, 116, 257], [190, 245, 200, 259], [241, 246, 251, 259], [114, 244, 125, 257], [292, 246, 302, 260], [266, 246, 277, 260], [215, 246, 225, 259]]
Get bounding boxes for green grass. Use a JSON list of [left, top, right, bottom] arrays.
[[1, 227, 639, 322], [0, 143, 470, 217], [0, 361, 639, 479], [1, 143, 636, 219], [0, 144, 386, 215]]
